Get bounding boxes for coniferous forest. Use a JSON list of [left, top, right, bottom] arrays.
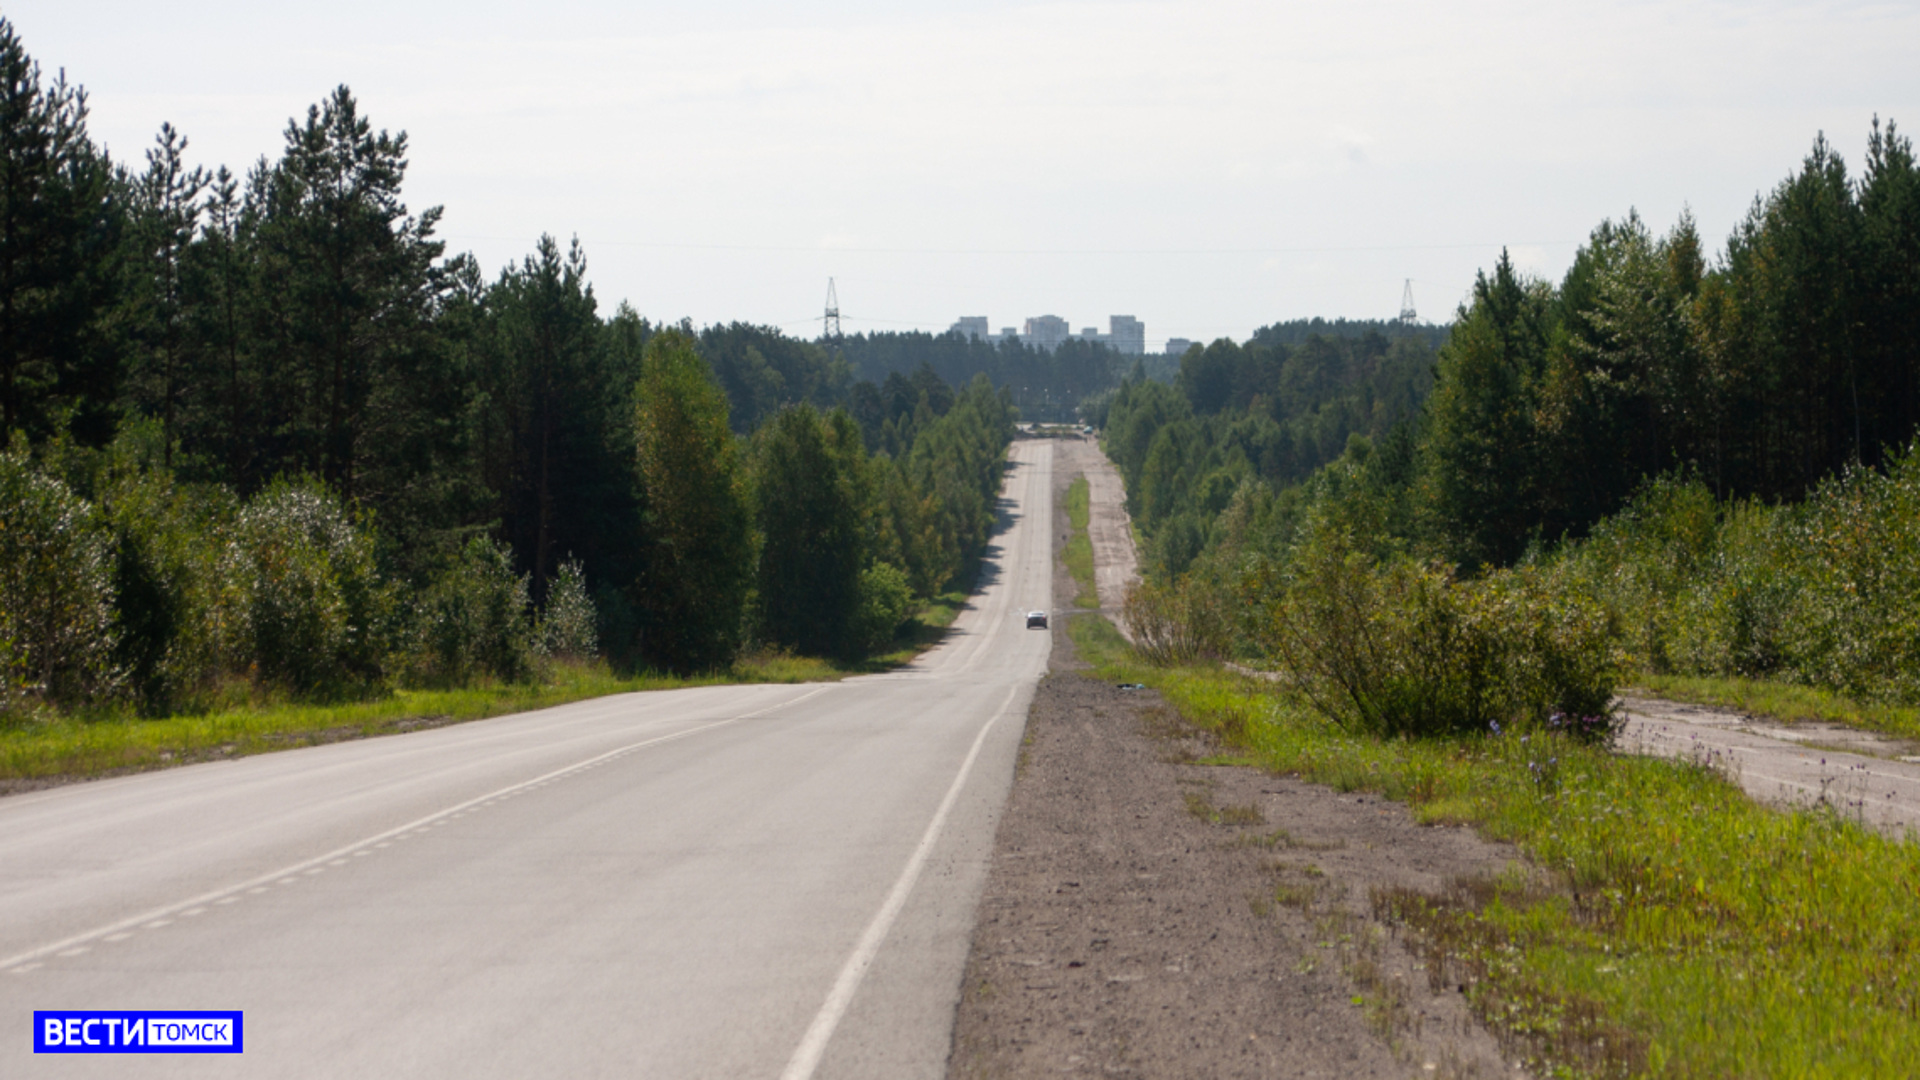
[[0, 20, 1023, 720], [1111, 116, 1920, 719]]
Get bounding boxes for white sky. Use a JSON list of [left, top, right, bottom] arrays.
[[12, 1, 1919, 350]]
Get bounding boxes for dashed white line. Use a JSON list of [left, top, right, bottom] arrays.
[[0, 684, 839, 974]]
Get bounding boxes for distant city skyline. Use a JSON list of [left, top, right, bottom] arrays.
[[4, 1, 1912, 347], [948, 314, 1147, 354]]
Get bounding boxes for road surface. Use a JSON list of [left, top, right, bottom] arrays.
[[0, 441, 1057, 1078]]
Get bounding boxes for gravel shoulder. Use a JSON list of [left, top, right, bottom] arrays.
[[946, 443, 1528, 1079]]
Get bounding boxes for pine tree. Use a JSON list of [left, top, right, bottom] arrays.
[[122, 123, 208, 466], [476, 234, 604, 600], [249, 86, 453, 529], [0, 18, 120, 444]]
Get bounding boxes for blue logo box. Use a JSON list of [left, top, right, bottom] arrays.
[[34, 1011, 244, 1054]]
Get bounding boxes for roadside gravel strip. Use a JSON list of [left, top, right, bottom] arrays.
[[947, 440, 1525, 1079]]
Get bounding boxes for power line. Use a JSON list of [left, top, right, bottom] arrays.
[[442, 235, 1578, 257]]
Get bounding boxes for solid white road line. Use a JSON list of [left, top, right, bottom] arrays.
[[779, 682, 1022, 1080]]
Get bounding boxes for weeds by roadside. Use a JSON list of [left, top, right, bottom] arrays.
[[1063, 475, 1098, 609], [1069, 612, 1920, 1078], [1634, 672, 1920, 742]]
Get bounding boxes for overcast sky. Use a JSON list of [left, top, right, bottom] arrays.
[[11, 1, 1918, 349]]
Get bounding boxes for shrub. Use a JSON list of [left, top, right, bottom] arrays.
[[225, 478, 390, 695], [845, 562, 914, 658], [1250, 524, 1622, 743], [1124, 574, 1230, 666], [0, 449, 120, 707], [413, 538, 538, 685], [101, 448, 233, 714], [538, 557, 598, 660]]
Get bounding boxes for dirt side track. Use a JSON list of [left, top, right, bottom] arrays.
[[945, 444, 1525, 1079]]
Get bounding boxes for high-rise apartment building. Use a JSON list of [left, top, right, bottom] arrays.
[[948, 313, 1147, 354]]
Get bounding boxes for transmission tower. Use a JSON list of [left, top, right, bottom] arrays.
[[823, 278, 843, 345], [1398, 279, 1418, 324]]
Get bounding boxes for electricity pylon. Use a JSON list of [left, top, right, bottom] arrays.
[[1398, 279, 1418, 324], [823, 278, 843, 345]]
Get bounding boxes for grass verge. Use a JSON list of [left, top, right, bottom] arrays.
[[0, 662, 716, 785], [1, 589, 976, 788], [1062, 474, 1097, 608], [1069, 613, 1920, 1078], [1633, 672, 1920, 741]]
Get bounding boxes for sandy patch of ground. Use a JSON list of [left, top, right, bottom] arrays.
[[1620, 696, 1920, 839]]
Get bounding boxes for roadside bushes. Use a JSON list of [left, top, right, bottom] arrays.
[[1555, 441, 1920, 704], [538, 558, 598, 660], [847, 562, 915, 657], [1248, 525, 1622, 742], [1123, 575, 1231, 666], [410, 538, 539, 686], [226, 479, 393, 695], [0, 448, 120, 709]]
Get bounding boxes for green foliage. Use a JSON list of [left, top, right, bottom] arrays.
[[1103, 325, 1437, 556], [1122, 575, 1230, 666], [411, 537, 538, 686], [0, 18, 121, 446], [846, 562, 914, 657], [632, 330, 753, 673], [537, 557, 598, 660], [1061, 475, 1096, 608], [1554, 441, 1920, 706], [751, 404, 868, 657], [1419, 250, 1557, 570], [225, 478, 390, 696], [99, 428, 231, 714], [1248, 519, 1621, 741], [902, 373, 1015, 575], [840, 332, 1118, 427], [0, 447, 118, 708]]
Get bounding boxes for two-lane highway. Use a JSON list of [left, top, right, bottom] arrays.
[[1, 440, 1058, 1078]]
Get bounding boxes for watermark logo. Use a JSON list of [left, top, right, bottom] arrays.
[[33, 1011, 243, 1054]]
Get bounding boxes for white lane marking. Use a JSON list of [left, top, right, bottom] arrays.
[[0, 684, 838, 972], [779, 683, 1022, 1080]]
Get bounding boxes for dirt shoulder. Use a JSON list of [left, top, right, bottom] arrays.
[[1051, 437, 1139, 631], [946, 448, 1526, 1079], [1620, 695, 1920, 838]]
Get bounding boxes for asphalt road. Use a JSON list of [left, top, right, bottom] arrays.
[[0, 441, 1057, 1079]]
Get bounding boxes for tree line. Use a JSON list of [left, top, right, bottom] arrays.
[[0, 19, 1014, 718], [1098, 323, 1441, 576], [1109, 118, 1920, 718], [1111, 120, 1919, 581]]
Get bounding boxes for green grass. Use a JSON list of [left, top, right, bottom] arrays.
[[2, 590, 977, 787], [0, 662, 719, 784], [1633, 672, 1920, 741], [1062, 475, 1097, 608], [1069, 613, 1920, 1078]]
